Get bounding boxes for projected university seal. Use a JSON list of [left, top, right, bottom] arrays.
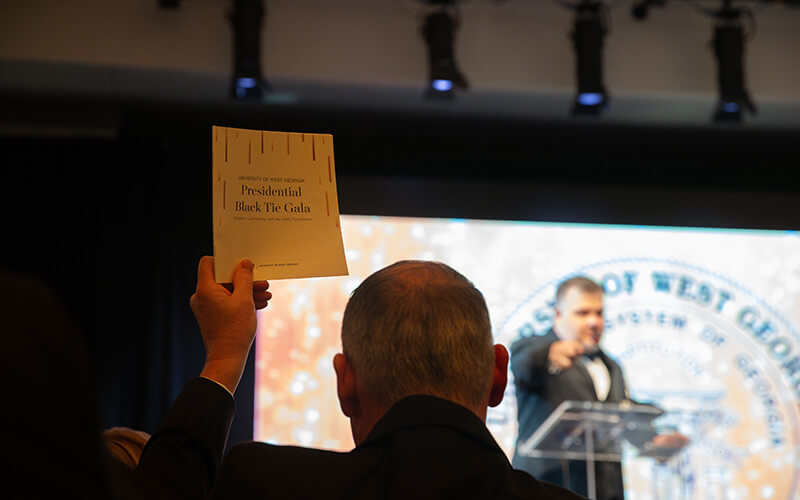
[[494, 258, 800, 500]]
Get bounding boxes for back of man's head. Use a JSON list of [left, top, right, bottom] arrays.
[[341, 260, 494, 411]]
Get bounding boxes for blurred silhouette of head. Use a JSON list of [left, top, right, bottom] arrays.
[[2, 271, 107, 499]]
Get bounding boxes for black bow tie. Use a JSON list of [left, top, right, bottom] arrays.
[[583, 350, 601, 361]]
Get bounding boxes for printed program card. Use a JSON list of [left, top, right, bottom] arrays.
[[212, 126, 348, 282]]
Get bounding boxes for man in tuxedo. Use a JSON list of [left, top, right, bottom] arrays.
[[510, 276, 688, 500], [188, 257, 584, 499]]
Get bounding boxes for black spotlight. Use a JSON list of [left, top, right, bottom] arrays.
[[571, 0, 609, 115], [228, 0, 269, 100], [631, 0, 665, 21], [711, 1, 756, 122], [422, 6, 469, 100]]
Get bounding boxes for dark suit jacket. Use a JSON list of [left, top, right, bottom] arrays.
[[134, 377, 236, 500], [510, 331, 628, 500], [211, 395, 586, 499]]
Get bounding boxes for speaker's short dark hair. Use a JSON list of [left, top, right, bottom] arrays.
[[555, 276, 603, 306]]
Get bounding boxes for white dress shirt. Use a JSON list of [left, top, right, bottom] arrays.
[[583, 355, 611, 401]]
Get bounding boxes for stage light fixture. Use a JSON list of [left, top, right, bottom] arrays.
[[570, 0, 610, 115], [228, 0, 270, 100], [421, 2, 469, 100], [631, 0, 665, 20], [711, 1, 756, 122]]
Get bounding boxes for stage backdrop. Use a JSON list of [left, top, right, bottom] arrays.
[[253, 214, 800, 500]]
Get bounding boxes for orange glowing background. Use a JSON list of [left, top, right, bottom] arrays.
[[254, 214, 800, 500]]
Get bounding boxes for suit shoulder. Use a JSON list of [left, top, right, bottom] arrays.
[[510, 332, 554, 353], [508, 468, 588, 499], [215, 442, 353, 497], [226, 441, 345, 462]]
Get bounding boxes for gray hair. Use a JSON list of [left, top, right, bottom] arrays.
[[341, 260, 494, 410]]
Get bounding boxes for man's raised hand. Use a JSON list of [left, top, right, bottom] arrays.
[[191, 256, 272, 394]]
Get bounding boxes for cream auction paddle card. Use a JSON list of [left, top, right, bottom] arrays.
[[212, 126, 348, 282]]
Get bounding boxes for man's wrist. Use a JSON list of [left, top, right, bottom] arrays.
[[199, 375, 235, 397], [199, 358, 246, 395]]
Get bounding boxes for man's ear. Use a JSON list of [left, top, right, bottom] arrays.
[[488, 344, 509, 407], [333, 353, 360, 418]]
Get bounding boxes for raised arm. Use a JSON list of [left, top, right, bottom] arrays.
[[135, 256, 271, 499], [192, 256, 271, 394], [509, 332, 588, 391], [509, 335, 555, 391]]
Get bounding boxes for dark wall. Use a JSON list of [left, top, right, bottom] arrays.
[[3, 92, 799, 447]]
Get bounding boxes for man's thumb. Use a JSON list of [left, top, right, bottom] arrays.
[[233, 259, 255, 297]]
